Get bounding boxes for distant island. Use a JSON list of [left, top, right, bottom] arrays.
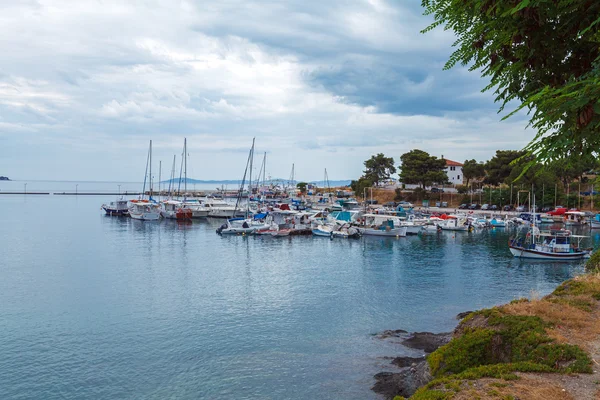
[[0, 176, 10, 181]]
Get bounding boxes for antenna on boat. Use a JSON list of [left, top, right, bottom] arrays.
[[184, 137, 187, 200], [142, 140, 151, 200], [159, 160, 162, 202], [168, 155, 176, 199], [149, 140, 153, 199]]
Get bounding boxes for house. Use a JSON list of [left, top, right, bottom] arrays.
[[444, 159, 463, 184]]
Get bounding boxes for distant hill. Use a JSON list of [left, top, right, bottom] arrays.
[[0, 176, 10, 181]]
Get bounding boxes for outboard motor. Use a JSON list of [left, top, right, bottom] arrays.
[[216, 223, 228, 235]]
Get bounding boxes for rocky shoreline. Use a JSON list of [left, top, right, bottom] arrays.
[[372, 328, 454, 398], [371, 274, 600, 399]]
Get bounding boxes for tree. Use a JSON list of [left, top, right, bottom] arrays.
[[364, 153, 396, 186], [350, 177, 373, 198], [399, 149, 448, 189], [296, 182, 308, 194], [462, 159, 486, 187], [484, 150, 526, 186], [422, 1, 600, 164]]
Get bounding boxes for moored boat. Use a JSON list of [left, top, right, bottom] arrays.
[[592, 214, 600, 229], [102, 197, 129, 216], [128, 140, 161, 221], [508, 227, 590, 260]]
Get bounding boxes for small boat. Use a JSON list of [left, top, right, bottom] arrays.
[[128, 140, 162, 221], [356, 214, 407, 237], [564, 211, 586, 226], [489, 217, 506, 227], [216, 219, 258, 235], [204, 197, 240, 218], [509, 227, 590, 260], [331, 224, 361, 239], [129, 200, 161, 221], [591, 214, 600, 229], [312, 224, 334, 237], [102, 197, 129, 216], [438, 216, 470, 232], [161, 200, 192, 221], [539, 215, 555, 224]]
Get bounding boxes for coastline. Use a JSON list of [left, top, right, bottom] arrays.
[[373, 272, 600, 399]]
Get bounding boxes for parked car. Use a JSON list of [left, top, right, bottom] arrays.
[[490, 205, 498, 211], [516, 205, 526, 212], [365, 199, 378, 205], [441, 202, 448, 208], [430, 187, 445, 193], [503, 205, 514, 211], [541, 207, 553, 213], [398, 201, 414, 208], [548, 207, 567, 216], [459, 203, 469, 209], [469, 203, 481, 210], [481, 204, 489, 210]]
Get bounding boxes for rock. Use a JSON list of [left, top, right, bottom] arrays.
[[456, 310, 474, 320], [375, 329, 408, 339], [401, 332, 452, 353], [372, 360, 433, 399], [391, 356, 426, 368]]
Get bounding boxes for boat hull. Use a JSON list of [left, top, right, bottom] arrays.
[[508, 245, 588, 260], [129, 211, 161, 221], [358, 227, 407, 237], [102, 207, 129, 216], [591, 220, 600, 229]]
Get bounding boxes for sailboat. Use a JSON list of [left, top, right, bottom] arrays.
[[161, 139, 194, 221], [129, 140, 162, 221]]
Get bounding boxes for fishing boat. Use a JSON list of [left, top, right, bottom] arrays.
[[102, 197, 129, 216], [489, 216, 507, 227], [357, 214, 408, 237], [438, 216, 470, 232], [564, 211, 586, 226], [312, 224, 335, 237], [129, 140, 162, 221], [160, 200, 193, 220], [204, 197, 239, 218], [592, 214, 600, 229], [508, 228, 590, 260]]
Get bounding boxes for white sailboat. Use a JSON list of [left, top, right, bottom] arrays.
[[129, 140, 161, 221]]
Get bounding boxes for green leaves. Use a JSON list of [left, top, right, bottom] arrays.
[[399, 149, 448, 188], [422, 0, 600, 164]]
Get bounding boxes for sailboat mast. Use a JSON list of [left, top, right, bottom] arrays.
[[142, 141, 150, 200], [159, 160, 162, 202], [184, 138, 187, 196], [168, 155, 176, 198], [263, 152, 266, 189], [149, 140, 153, 198]]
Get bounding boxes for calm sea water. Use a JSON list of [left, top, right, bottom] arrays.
[[1, 194, 598, 400]]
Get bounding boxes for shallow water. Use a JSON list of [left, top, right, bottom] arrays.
[[0, 195, 596, 399]]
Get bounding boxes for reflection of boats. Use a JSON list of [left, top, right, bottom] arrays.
[[509, 227, 590, 260], [102, 197, 129, 216]]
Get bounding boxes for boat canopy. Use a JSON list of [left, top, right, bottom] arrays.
[[253, 212, 269, 220]]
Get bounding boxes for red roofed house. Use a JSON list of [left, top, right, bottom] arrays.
[[444, 159, 464, 185]]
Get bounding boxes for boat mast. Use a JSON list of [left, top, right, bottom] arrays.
[[233, 138, 255, 218], [248, 139, 254, 216], [142, 141, 150, 200], [532, 184, 536, 246], [149, 140, 153, 199], [184, 137, 187, 200], [159, 160, 162, 202], [325, 168, 331, 202], [168, 155, 176, 199]]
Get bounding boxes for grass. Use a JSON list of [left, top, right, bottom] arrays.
[[404, 274, 600, 399]]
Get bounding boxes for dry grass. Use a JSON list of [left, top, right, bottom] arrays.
[[451, 377, 575, 400]]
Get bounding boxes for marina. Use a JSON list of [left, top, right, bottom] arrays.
[[1, 194, 597, 400]]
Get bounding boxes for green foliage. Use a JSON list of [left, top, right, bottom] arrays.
[[399, 149, 448, 189], [553, 278, 600, 298], [349, 177, 372, 198], [462, 159, 486, 186], [456, 185, 469, 195], [484, 151, 526, 186], [421, 0, 600, 164], [586, 250, 600, 272], [427, 308, 592, 379], [364, 153, 396, 186], [296, 181, 308, 194], [394, 188, 404, 201], [548, 297, 594, 312]]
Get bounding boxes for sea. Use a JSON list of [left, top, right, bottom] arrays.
[[1, 181, 598, 399]]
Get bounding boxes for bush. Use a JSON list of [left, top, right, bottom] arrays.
[[394, 188, 404, 201], [456, 185, 469, 194], [586, 250, 600, 272]]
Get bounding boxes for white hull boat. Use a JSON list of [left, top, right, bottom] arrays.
[[358, 226, 407, 237], [129, 202, 161, 221], [508, 246, 589, 260]]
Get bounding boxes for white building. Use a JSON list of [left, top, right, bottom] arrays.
[[444, 159, 463, 185]]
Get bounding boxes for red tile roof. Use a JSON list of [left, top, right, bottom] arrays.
[[445, 159, 463, 167]]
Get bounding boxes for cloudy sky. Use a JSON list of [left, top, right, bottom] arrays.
[[0, 0, 531, 181]]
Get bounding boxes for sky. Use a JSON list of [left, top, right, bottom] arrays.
[[0, 0, 532, 182]]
